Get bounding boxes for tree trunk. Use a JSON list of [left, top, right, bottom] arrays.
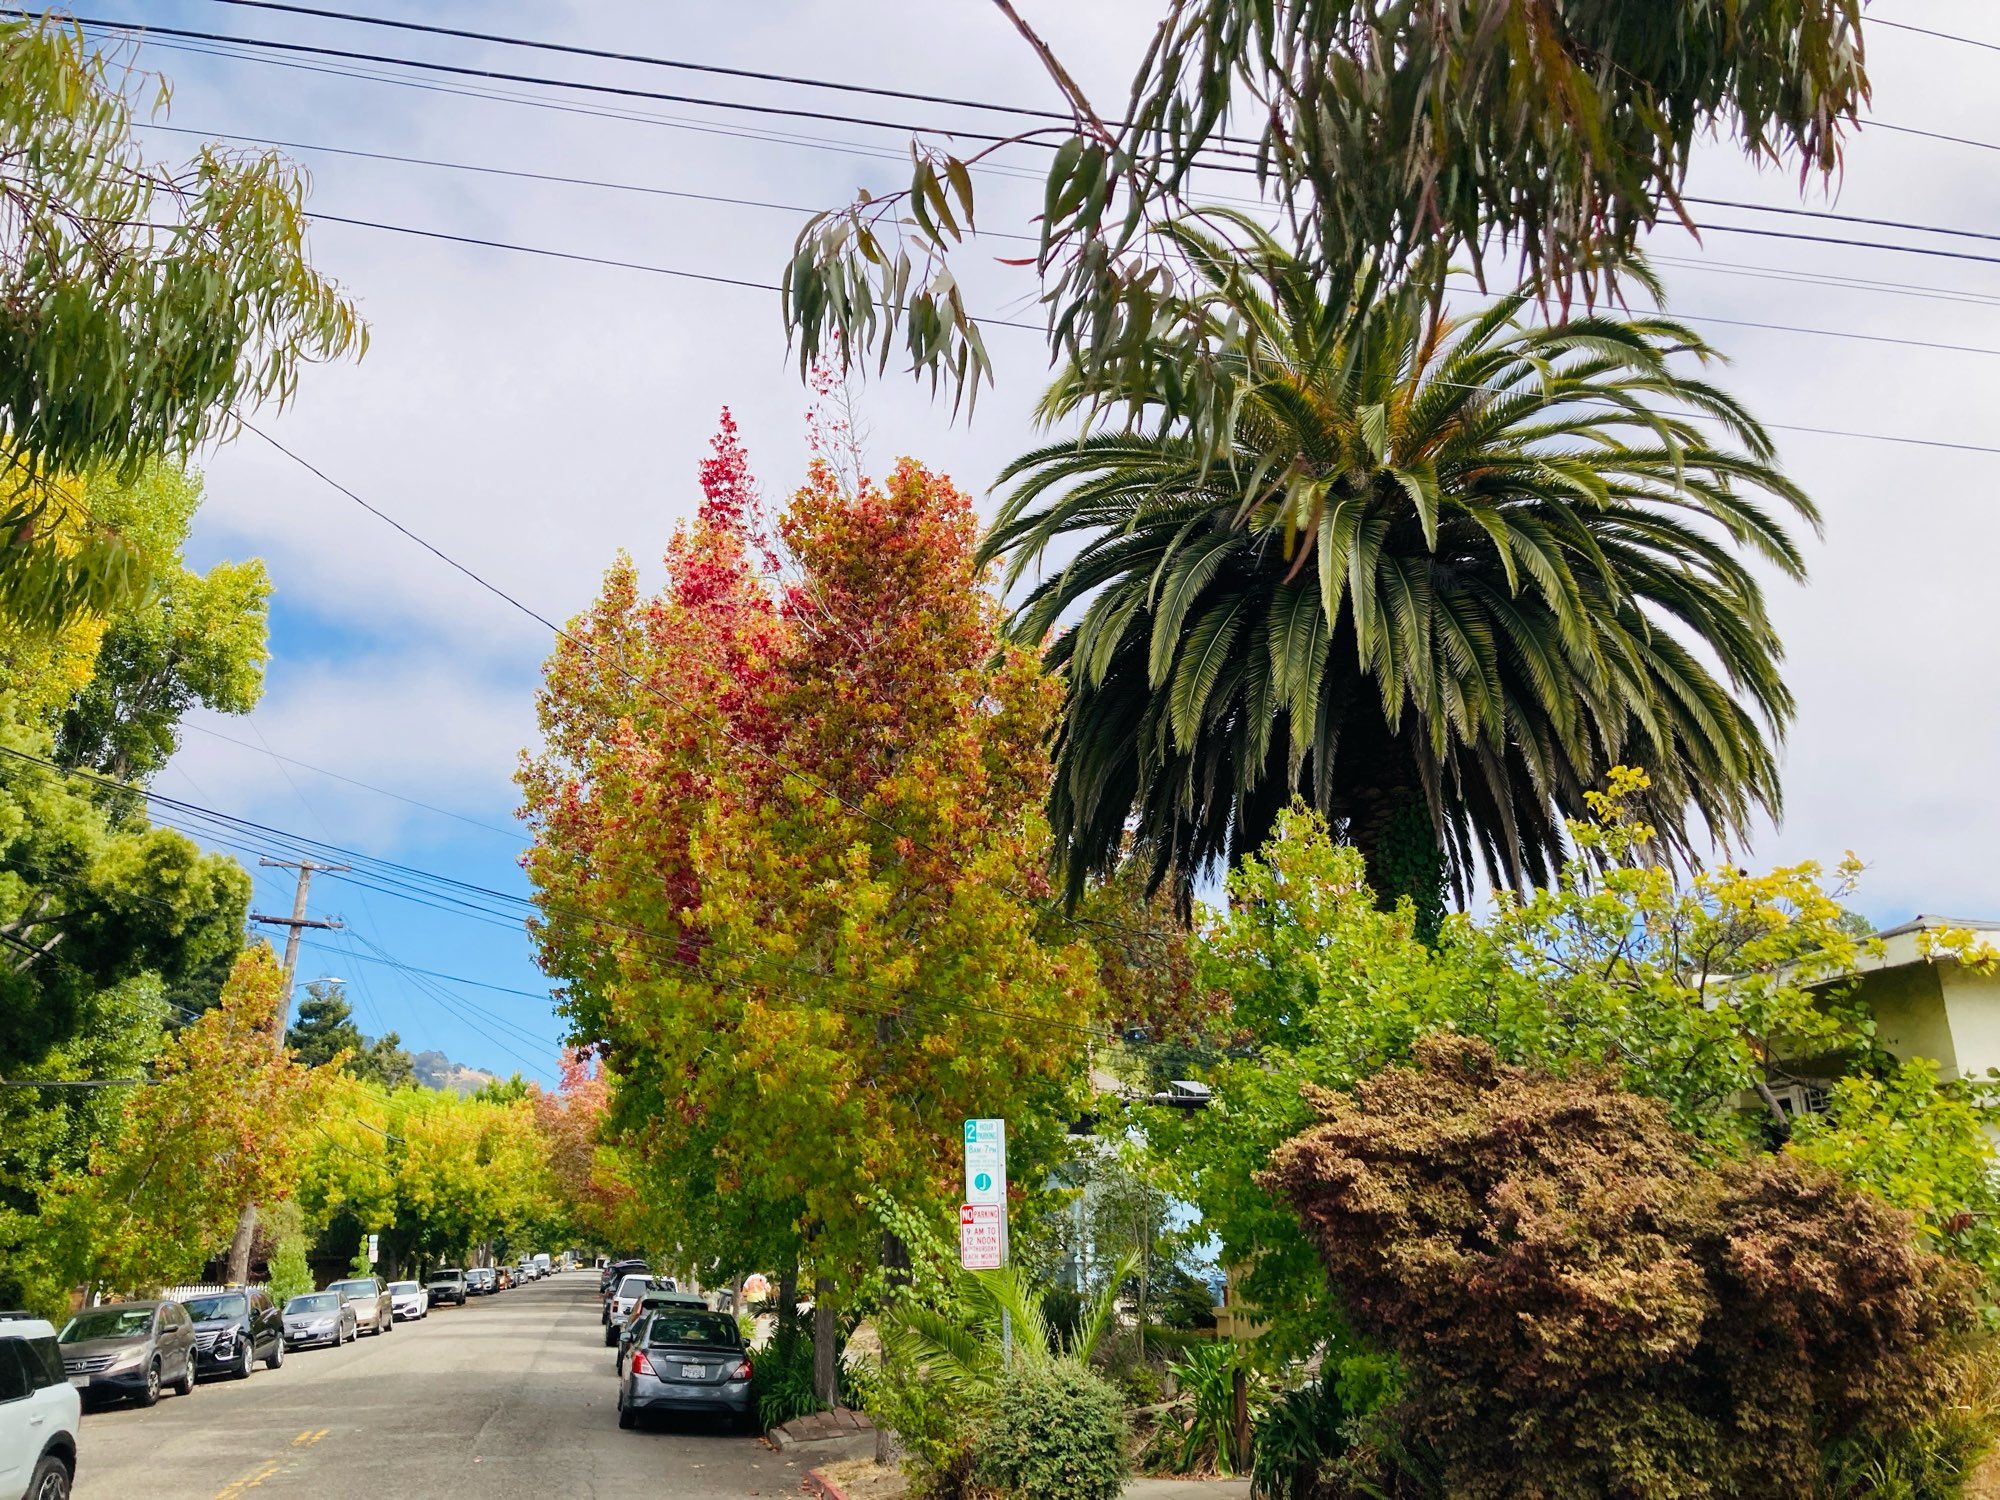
[[1349, 786, 1446, 945], [812, 1275, 838, 1409], [223, 1202, 257, 1285], [777, 1261, 799, 1366], [1231, 1365, 1251, 1472]]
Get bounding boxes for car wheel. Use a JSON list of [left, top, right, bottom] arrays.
[[603, 1325, 617, 1348], [384, 1313, 394, 1333], [267, 1337, 284, 1371], [617, 1400, 636, 1431], [26, 1453, 71, 1500], [172, 1355, 195, 1396], [234, 1342, 254, 1380], [137, 1358, 161, 1408]]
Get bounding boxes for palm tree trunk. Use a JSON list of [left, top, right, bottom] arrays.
[[1347, 786, 1446, 944]]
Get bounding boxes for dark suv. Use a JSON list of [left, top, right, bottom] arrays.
[[180, 1289, 284, 1380]]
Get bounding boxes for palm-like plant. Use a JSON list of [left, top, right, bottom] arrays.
[[985, 214, 1814, 917]]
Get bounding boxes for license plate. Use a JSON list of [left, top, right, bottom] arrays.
[[68, 1375, 89, 1388], [680, 1364, 705, 1379]]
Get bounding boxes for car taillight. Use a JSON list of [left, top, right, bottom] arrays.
[[629, 1351, 653, 1377], [733, 1358, 754, 1381]]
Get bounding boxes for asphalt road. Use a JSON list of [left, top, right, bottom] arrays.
[[71, 1271, 805, 1499]]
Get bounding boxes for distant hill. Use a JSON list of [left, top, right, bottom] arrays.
[[411, 1049, 498, 1096]]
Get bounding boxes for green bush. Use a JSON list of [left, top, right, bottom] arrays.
[[1253, 1366, 1346, 1500], [262, 1203, 313, 1307], [979, 1360, 1129, 1500], [751, 1316, 822, 1432], [1144, 1341, 1255, 1475]]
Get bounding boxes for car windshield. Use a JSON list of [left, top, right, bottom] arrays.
[[389, 1282, 419, 1294], [330, 1280, 377, 1297], [180, 1293, 247, 1322], [646, 1312, 741, 1347], [429, 1270, 461, 1282], [60, 1308, 153, 1342], [286, 1294, 338, 1314]]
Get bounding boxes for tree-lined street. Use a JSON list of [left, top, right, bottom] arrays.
[[72, 1274, 790, 1500]]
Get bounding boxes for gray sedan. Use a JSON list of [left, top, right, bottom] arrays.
[[57, 1301, 197, 1408], [616, 1310, 755, 1433], [282, 1292, 357, 1349]]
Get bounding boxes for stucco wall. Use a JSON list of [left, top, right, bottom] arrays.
[[1857, 962, 1956, 1076], [1941, 965, 2000, 1081]]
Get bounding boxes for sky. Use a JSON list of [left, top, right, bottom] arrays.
[[107, 0, 2000, 1080]]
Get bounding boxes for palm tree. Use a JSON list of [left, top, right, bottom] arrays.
[[984, 214, 1814, 922]]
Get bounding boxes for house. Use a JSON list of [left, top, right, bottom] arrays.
[[1844, 915, 2000, 1082]]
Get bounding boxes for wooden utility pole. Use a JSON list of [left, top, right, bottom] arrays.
[[221, 858, 346, 1285]]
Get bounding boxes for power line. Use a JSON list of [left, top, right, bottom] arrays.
[[1694, 219, 2000, 268], [35, 10, 1256, 168], [1682, 193, 2000, 249], [139, 121, 1043, 243], [181, 721, 526, 843], [1869, 17, 2000, 55], [0, 744, 1127, 1046], [183, 0, 1085, 126]]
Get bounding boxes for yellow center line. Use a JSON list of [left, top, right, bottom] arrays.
[[289, 1427, 329, 1447], [213, 1460, 282, 1500]]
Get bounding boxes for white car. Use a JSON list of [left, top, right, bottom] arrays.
[[603, 1275, 659, 1348], [0, 1314, 81, 1500], [387, 1282, 429, 1322]]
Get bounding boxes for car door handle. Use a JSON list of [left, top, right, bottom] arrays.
[[28, 1414, 45, 1427]]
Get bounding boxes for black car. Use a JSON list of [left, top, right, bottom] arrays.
[[179, 1289, 284, 1379]]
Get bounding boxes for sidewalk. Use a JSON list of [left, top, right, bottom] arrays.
[[1124, 1481, 1254, 1499]]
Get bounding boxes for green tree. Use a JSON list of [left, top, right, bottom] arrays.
[[0, 16, 364, 628], [16, 945, 325, 1313], [1156, 775, 1935, 1356], [785, 1, 1866, 427], [285, 980, 413, 1088], [55, 466, 270, 780], [984, 227, 1811, 914]]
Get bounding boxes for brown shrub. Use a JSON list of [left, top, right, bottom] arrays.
[[1261, 1035, 1976, 1498]]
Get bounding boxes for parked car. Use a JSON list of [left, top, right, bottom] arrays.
[[616, 1309, 755, 1433], [613, 1290, 707, 1373], [178, 1289, 284, 1380], [387, 1282, 428, 1322], [516, 1260, 536, 1284], [1, 1313, 80, 1500], [56, 1303, 195, 1409], [281, 1292, 355, 1350], [328, 1277, 394, 1337], [602, 1274, 662, 1346], [466, 1268, 496, 1297], [533, 1253, 553, 1279], [425, 1270, 467, 1308], [494, 1268, 513, 1292], [599, 1259, 648, 1304]]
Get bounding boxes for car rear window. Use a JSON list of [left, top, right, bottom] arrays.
[[616, 1275, 651, 1298], [644, 1312, 742, 1347]]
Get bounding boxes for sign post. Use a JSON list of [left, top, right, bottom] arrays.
[[961, 1118, 1009, 1361], [366, 1233, 379, 1266]]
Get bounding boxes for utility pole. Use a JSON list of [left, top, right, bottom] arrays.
[[222, 859, 347, 1285]]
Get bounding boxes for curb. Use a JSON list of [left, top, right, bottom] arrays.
[[803, 1469, 851, 1500]]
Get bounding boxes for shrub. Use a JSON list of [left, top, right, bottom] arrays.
[[1262, 1035, 1979, 1499], [1142, 1341, 1256, 1475], [263, 1206, 313, 1307], [1253, 1365, 1347, 1500], [979, 1359, 1129, 1500], [751, 1311, 824, 1431]]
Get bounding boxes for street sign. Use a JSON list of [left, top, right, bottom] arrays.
[[959, 1204, 1004, 1271], [962, 1118, 1008, 1269], [964, 1118, 1006, 1205], [366, 1233, 379, 1265]]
